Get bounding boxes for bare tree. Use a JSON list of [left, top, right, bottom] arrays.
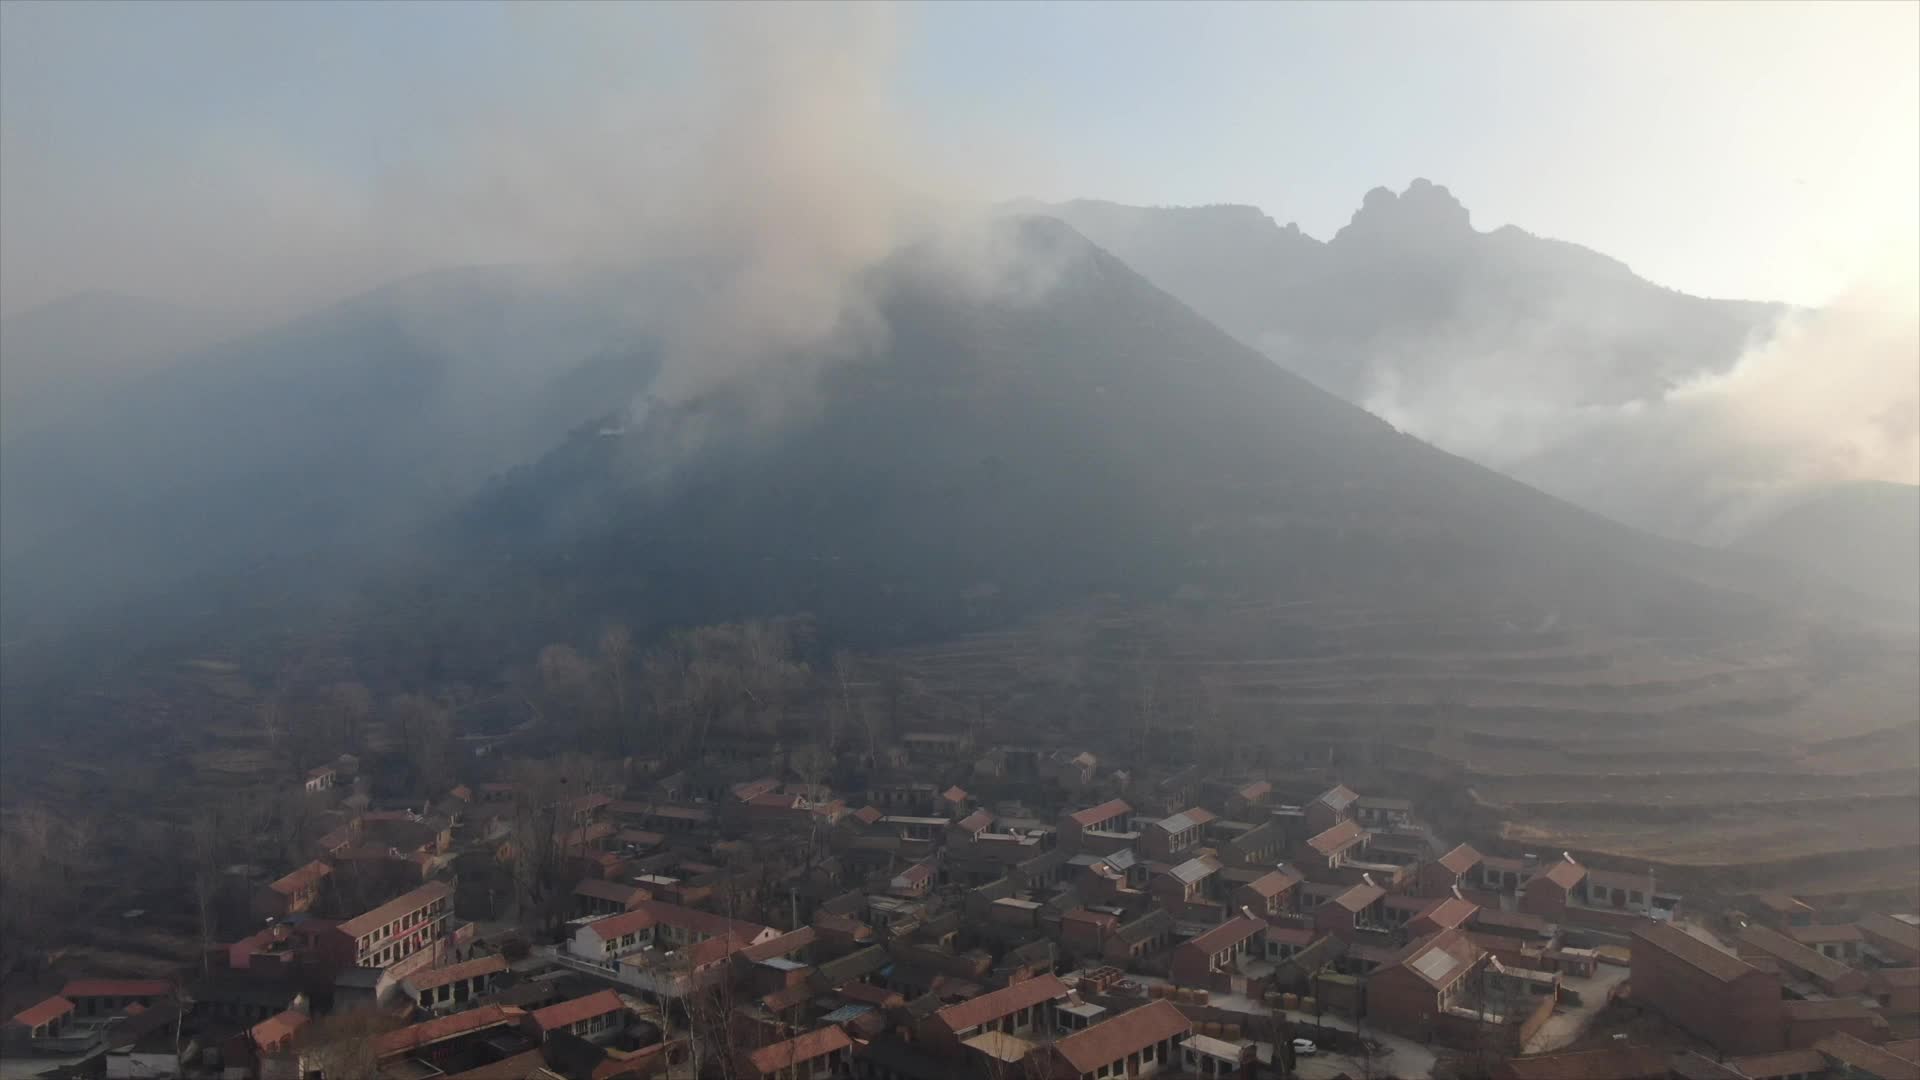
[[189, 809, 223, 973]]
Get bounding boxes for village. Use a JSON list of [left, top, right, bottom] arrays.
[[5, 722, 1918, 1080]]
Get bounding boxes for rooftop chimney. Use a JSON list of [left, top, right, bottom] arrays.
[[1452, 885, 1464, 901]]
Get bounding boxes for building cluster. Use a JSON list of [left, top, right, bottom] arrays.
[[5, 733, 1917, 1080]]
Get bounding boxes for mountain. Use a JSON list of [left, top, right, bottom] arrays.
[[0, 292, 233, 445], [0, 265, 678, 641], [1729, 481, 1920, 627], [384, 216, 1828, 673], [1027, 182, 1781, 409]]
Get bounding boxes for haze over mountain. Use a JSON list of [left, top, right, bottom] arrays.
[[1027, 185, 1920, 622]]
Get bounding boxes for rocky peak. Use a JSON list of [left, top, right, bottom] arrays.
[[1333, 178, 1474, 247]]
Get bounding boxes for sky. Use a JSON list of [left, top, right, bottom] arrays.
[[1, 0, 1915, 319]]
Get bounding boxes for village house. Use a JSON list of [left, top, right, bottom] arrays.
[[1420, 844, 1484, 897], [1169, 915, 1266, 985], [402, 954, 508, 1012], [1140, 808, 1215, 862], [60, 978, 173, 1018], [7, 997, 75, 1044], [743, 1024, 853, 1080], [1037, 999, 1191, 1080], [1230, 866, 1303, 917], [254, 859, 332, 920], [1299, 819, 1368, 873], [1631, 921, 1784, 1055], [304, 765, 336, 794], [921, 973, 1071, 1052], [1059, 799, 1135, 854], [1305, 784, 1359, 834], [573, 877, 650, 918], [1365, 929, 1490, 1039], [1314, 881, 1388, 942], [1353, 795, 1413, 829], [320, 880, 454, 977], [1150, 854, 1225, 912], [527, 989, 627, 1044], [1737, 924, 1870, 997]]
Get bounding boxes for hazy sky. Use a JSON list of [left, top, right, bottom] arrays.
[[2, 0, 1914, 317]]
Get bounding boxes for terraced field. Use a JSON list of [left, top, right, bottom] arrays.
[[883, 598, 1920, 905]]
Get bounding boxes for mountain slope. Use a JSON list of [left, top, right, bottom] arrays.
[[406, 217, 1822, 668], [0, 292, 233, 445], [1730, 481, 1920, 627], [0, 265, 672, 640]]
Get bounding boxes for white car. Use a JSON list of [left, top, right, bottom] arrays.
[[1291, 1038, 1318, 1057]]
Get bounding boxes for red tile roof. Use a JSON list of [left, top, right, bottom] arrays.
[[1242, 869, 1302, 898], [1413, 896, 1478, 930], [1330, 883, 1385, 914], [1067, 799, 1132, 828], [1634, 923, 1761, 983], [403, 954, 508, 993], [635, 899, 769, 941], [60, 979, 171, 999], [583, 908, 658, 941], [1314, 784, 1359, 811], [741, 927, 817, 962], [1737, 925, 1859, 986], [1062, 909, 1119, 928], [375, 1005, 522, 1058], [1437, 843, 1482, 875], [530, 989, 625, 1033], [1392, 929, 1484, 991], [1725, 1050, 1828, 1080], [1052, 1000, 1191, 1074], [1812, 1033, 1917, 1078], [573, 878, 647, 906], [850, 806, 884, 825], [835, 981, 902, 1007], [250, 1007, 309, 1050], [1500, 1047, 1669, 1080], [762, 984, 812, 1012], [941, 786, 969, 802], [933, 974, 1069, 1034], [746, 1025, 851, 1077], [267, 860, 333, 896], [1182, 915, 1265, 955], [337, 880, 452, 938], [1306, 819, 1365, 856], [1533, 860, 1586, 891], [954, 809, 993, 833], [10, 996, 73, 1028]]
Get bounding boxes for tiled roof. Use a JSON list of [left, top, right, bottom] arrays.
[[1067, 799, 1132, 828], [954, 809, 993, 833], [1167, 855, 1222, 885], [741, 927, 816, 962], [582, 907, 658, 941], [1413, 896, 1478, 930], [573, 878, 646, 905], [530, 989, 624, 1032], [1812, 1033, 1917, 1078], [1738, 924, 1857, 984], [1634, 922, 1759, 983], [10, 996, 73, 1028], [627, 899, 768, 942], [1726, 1050, 1828, 1079], [1860, 911, 1920, 951], [1305, 819, 1365, 856], [249, 1008, 309, 1049], [1393, 929, 1483, 991], [1314, 784, 1359, 812], [1116, 909, 1174, 944], [1355, 795, 1411, 811], [941, 786, 968, 802], [1236, 781, 1271, 800], [1786, 923, 1861, 944], [1532, 860, 1586, 891], [934, 974, 1069, 1034], [1330, 883, 1385, 913], [60, 978, 171, 999], [267, 860, 333, 896], [337, 881, 452, 938], [1437, 843, 1482, 874], [1182, 916, 1264, 956], [1062, 908, 1119, 928], [1500, 1047, 1670, 1080], [1052, 1000, 1191, 1074], [403, 954, 507, 993], [747, 1025, 852, 1076], [1155, 808, 1215, 835], [374, 1005, 521, 1058]]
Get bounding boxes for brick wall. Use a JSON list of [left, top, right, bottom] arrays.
[[1629, 937, 1784, 1055]]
